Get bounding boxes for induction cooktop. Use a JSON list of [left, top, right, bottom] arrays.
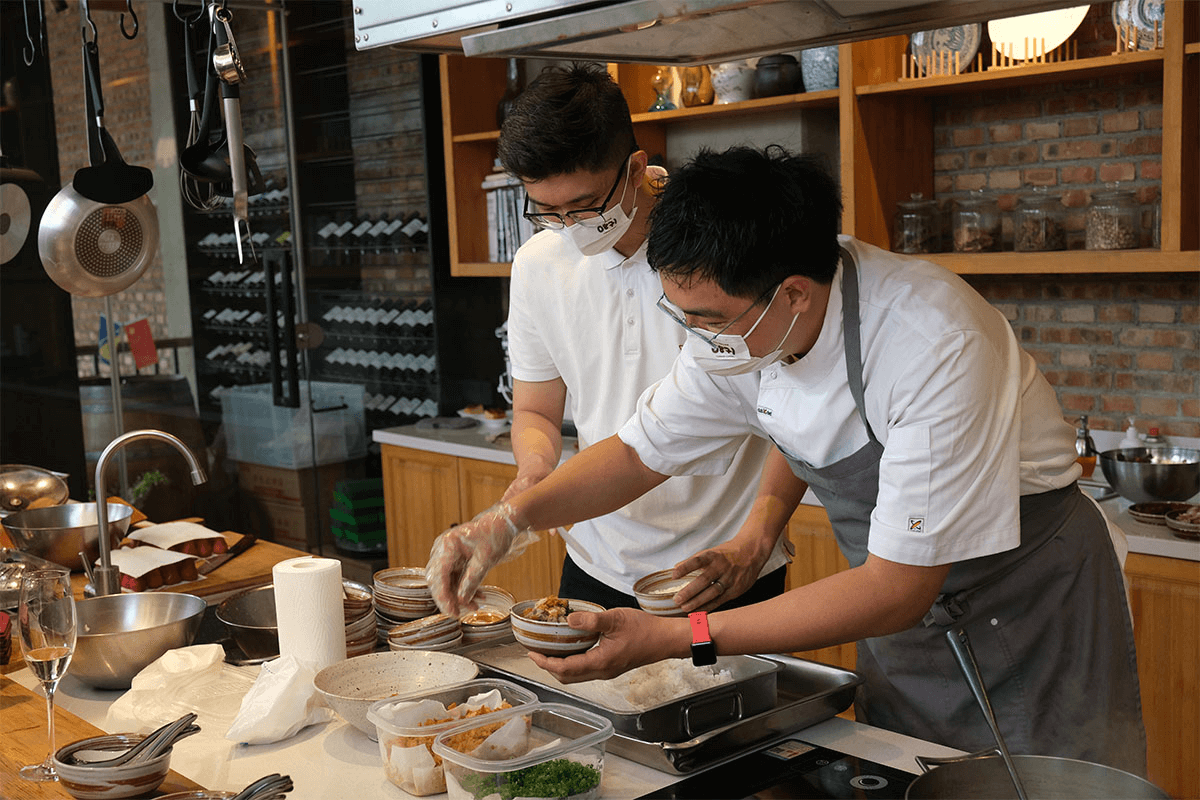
[[636, 738, 915, 800]]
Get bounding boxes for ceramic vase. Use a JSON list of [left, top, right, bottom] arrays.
[[709, 60, 755, 104], [799, 46, 839, 91]]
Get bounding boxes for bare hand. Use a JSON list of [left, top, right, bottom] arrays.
[[672, 543, 765, 613], [527, 608, 681, 683]]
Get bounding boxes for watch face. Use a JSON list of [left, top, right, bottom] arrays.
[[691, 640, 717, 666]]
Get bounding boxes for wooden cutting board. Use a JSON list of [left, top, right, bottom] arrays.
[[0, 674, 206, 798]]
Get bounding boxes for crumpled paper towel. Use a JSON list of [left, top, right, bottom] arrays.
[[225, 654, 334, 744]]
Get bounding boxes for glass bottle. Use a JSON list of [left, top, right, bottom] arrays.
[[679, 65, 714, 107], [1085, 187, 1139, 250], [1075, 414, 1097, 479], [893, 192, 940, 254], [952, 192, 1001, 253], [1013, 190, 1066, 251], [648, 66, 676, 112]]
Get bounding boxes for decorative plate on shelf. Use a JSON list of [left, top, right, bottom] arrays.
[[987, 5, 1089, 61], [1112, 0, 1165, 50], [1164, 505, 1200, 540], [909, 24, 981, 75], [1127, 501, 1194, 526]]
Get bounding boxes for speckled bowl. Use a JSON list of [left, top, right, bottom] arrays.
[[632, 569, 702, 617], [52, 733, 173, 800], [313, 650, 479, 741], [510, 598, 605, 656]]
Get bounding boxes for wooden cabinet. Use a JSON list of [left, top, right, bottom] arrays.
[[439, 4, 1198, 277], [1125, 552, 1200, 800], [381, 444, 564, 600]]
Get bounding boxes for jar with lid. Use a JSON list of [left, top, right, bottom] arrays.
[[893, 193, 941, 254], [1013, 190, 1066, 251], [1085, 187, 1139, 250], [952, 192, 1001, 253]]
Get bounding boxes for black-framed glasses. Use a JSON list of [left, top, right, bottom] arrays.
[[522, 159, 628, 230], [656, 284, 779, 346]]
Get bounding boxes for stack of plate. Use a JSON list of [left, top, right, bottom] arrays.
[[344, 579, 377, 656], [460, 585, 515, 645], [388, 612, 463, 651], [373, 567, 438, 642]]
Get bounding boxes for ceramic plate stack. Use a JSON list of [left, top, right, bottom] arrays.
[[344, 579, 377, 656], [460, 585, 515, 645], [373, 567, 438, 643], [388, 612, 463, 651]]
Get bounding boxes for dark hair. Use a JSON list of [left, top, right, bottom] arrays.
[[647, 145, 843, 298], [497, 64, 637, 181]]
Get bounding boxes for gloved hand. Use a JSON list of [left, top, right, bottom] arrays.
[[425, 502, 540, 616]]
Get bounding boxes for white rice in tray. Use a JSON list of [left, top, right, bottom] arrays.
[[568, 658, 734, 712]]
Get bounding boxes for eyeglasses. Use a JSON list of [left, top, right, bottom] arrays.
[[522, 159, 628, 230], [656, 284, 779, 346]]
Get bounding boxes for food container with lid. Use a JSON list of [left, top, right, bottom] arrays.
[[893, 192, 941, 254], [1013, 190, 1067, 251], [952, 193, 1001, 252], [432, 702, 614, 800], [367, 678, 540, 796], [1085, 187, 1140, 250]]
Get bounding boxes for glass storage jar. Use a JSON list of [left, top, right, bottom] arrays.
[[1013, 190, 1066, 251], [893, 193, 941, 254], [1151, 196, 1161, 249], [1085, 187, 1139, 250], [952, 192, 1001, 253]]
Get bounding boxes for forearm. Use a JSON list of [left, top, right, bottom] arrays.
[[733, 448, 808, 557], [510, 409, 562, 480], [510, 435, 667, 532]]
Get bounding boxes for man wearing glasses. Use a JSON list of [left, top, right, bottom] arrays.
[[427, 145, 1145, 777], [477, 64, 796, 613]]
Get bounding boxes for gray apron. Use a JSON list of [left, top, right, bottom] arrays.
[[772, 249, 1147, 775]]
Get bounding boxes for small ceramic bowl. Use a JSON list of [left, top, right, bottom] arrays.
[[633, 569, 703, 617], [156, 794, 236, 800], [388, 613, 462, 646], [510, 598, 605, 656], [53, 733, 173, 800]]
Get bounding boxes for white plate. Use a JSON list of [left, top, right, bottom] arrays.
[[988, 5, 1089, 61]]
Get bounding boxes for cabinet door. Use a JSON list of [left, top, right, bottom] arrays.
[[785, 505, 857, 672], [381, 445, 461, 569], [457, 458, 566, 602], [1125, 553, 1200, 800]]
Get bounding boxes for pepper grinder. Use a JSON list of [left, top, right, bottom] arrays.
[[1075, 415, 1097, 478]]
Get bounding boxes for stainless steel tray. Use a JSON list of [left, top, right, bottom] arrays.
[[1, 548, 61, 610], [460, 640, 781, 742]]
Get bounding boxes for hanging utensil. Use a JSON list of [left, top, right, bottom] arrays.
[[72, 4, 154, 206], [212, 6, 254, 263], [178, 0, 220, 211]]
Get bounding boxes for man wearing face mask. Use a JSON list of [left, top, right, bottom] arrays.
[[426, 145, 1146, 777], [468, 65, 796, 612]]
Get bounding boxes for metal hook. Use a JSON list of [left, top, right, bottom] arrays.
[[173, 0, 204, 25], [81, 0, 97, 43], [120, 0, 139, 40], [22, 0, 36, 66]]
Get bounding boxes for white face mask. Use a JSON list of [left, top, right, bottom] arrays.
[[682, 286, 799, 376], [562, 159, 637, 257]]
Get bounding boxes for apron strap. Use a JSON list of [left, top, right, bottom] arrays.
[[840, 247, 879, 445]]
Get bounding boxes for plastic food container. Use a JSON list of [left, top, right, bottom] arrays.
[[432, 702, 614, 800], [367, 678, 540, 796]]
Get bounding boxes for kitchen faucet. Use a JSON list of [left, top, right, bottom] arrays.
[[91, 429, 208, 596]]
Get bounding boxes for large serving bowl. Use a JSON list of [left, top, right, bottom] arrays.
[[313, 650, 479, 741], [73, 592, 206, 689], [1099, 447, 1200, 503], [510, 597, 605, 656], [2, 502, 133, 571], [52, 733, 173, 799], [215, 583, 279, 659]]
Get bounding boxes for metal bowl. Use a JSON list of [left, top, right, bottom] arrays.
[[0, 464, 69, 515], [73, 592, 206, 689], [2, 502, 134, 572], [1098, 447, 1200, 503], [215, 583, 279, 659]]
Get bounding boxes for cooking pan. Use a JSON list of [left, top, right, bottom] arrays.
[[905, 628, 1167, 799]]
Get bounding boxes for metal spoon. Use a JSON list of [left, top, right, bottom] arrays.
[[230, 773, 294, 800], [946, 628, 1030, 800], [70, 713, 198, 767]]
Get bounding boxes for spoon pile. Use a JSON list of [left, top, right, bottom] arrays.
[[230, 773, 294, 800], [67, 712, 200, 767]]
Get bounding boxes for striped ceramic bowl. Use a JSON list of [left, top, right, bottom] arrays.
[[632, 569, 702, 617], [510, 598, 604, 656]]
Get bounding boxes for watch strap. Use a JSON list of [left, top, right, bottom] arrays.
[[689, 611, 716, 666]]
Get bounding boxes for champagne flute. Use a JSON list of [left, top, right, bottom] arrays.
[[18, 566, 77, 782]]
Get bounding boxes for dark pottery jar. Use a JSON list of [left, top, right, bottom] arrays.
[[753, 54, 802, 98]]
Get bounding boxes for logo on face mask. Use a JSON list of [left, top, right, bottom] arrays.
[[594, 218, 618, 234], [710, 342, 736, 355]]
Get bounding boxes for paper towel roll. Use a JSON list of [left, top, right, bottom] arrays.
[[273, 557, 346, 671]]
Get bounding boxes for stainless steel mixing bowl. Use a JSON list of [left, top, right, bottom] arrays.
[[2, 502, 134, 571], [72, 592, 206, 689], [1099, 447, 1200, 503], [215, 583, 279, 659]]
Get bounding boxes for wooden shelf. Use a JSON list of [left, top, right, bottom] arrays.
[[1186, 42, 1200, 55], [857, 50, 1164, 97], [927, 249, 1200, 275], [452, 130, 501, 144], [630, 89, 838, 124]]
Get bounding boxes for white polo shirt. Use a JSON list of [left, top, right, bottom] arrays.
[[619, 237, 1081, 568], [507, 206, 787, 594]]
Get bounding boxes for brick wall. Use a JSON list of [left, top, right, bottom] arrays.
[[930, 4, 1196, 438]]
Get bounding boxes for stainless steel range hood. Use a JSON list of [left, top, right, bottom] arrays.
[[352, 0, 1086, 64]]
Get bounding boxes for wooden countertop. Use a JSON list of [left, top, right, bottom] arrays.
[[1, 674, 206, 798]]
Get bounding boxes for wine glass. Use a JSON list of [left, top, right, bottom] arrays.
[[18, 566, 77, 782]]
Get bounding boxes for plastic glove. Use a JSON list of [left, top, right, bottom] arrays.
[[425, 502, 540, 616]]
